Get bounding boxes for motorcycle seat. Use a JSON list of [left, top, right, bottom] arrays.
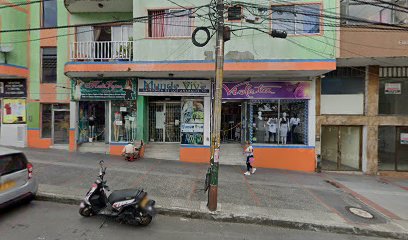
[[108, 189, 140, 204]]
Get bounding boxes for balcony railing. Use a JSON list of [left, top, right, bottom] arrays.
[[70, 41, 133, 61]]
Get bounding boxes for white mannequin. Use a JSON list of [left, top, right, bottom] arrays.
[[290, 114, 301, 144], [279, 112, 289, 144], [88, 115, 95, 142], [258, 111, 263, 121], [267, 117, 277, 143]]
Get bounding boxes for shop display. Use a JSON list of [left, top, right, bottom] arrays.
[[181, 99, 204, 145], [251, 100, 307, 145], [111, 101, 137, 143]]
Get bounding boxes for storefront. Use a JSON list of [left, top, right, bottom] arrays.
[[138, 79, 211, 162], [70, 78, 138, 153], [0, 79, 27, 147], [222, 80, 316, 172]]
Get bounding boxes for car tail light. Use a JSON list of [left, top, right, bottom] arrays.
[[27, 162, 33, 179]]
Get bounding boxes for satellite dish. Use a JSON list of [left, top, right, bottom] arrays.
[[0, 44, 14, 53]]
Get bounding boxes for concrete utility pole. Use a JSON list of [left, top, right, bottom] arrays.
[[208, 0, 224, 212]]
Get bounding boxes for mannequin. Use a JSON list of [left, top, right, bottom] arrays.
[[88, 115, 96, 142], [290, 114, 301, 144], [124, 115, 131, 142], [113, 111, 121, 142], [279, 112, 289, 144], [267, 117, 277, 143]]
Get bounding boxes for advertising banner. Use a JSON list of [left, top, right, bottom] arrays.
[[181, 99, 204, 145], [0, 79, 26, 98], [138, 79, 210, 96], [385, 83, 401, 94], [2, 99, 26, 124], [71, 79, 137, 100], [222, 81, 311, 99], [401, 133, 408, 144]]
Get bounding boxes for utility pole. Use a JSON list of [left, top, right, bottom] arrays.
[[207, 0, 224, 212]]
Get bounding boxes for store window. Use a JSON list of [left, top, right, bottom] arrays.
[[250, 100, 307, 145], [379, 126, 408, 171], [379, 78, 408, 115], [42, 0, 57, 27], [321, 68, 365, 115], [41, 104, 52, 138], [111, 101, 137, 143], [181, 99, 204, 145], [272, 4, 321, 35], [41, 48, 57, 83]]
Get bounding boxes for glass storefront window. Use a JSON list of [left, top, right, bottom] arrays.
[[379, 78, 408, 115], [111, 101, 137, 143], [379, 126, 408, 171], [250, 100, 307, 145], [181, 98, 204, 145]]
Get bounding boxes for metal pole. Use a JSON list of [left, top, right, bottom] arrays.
[[208, 0, 224, 212]]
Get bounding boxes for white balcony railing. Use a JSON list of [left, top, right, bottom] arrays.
[[70, 41, 133, 61]]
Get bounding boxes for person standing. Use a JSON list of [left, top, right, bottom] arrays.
[[243, 141, 256, 176]]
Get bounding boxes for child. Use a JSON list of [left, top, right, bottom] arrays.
[[243, 141, 256, 176]]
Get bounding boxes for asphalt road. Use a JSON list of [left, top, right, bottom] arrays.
[[0, 201, 392, 240]]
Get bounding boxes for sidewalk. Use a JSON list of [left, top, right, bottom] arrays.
[[14, 147, 408, 239]]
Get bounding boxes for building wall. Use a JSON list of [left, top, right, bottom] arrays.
[[132, 0, 337, 62]]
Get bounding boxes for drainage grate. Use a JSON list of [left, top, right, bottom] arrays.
[[346, 207, 374, 219]]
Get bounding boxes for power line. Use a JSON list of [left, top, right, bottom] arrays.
[[0, 0, 55, 10]]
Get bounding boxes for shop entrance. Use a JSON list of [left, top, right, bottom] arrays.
[[221, 102, 242, 143], [78, 101, 107, 143], [378, 126, 408, 171], [321, 126, 362, 171], [52, 106, 70, 144], [149, 102, 181, 143]]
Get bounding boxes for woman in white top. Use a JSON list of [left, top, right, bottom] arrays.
[[243, 141, 256, 176]]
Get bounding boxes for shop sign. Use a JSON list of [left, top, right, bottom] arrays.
[[181, 123, 204, 133], [71, 79, 137, 100], [385, 83, 401, 94], [222, 81, 311, 99], [138, 79, 210, 96], [401, 133, 408, 144], [2, 99, 26, 124], [0, 79, 26, 98]]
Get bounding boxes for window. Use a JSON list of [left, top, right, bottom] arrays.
[[148, 9, 193, 38], [378, 126, 408, 171], [111, 101, 137, 142], [321, 68, 365, 115], [251, 100, 307, 145], [379, 78, 408, 115], [42, 0, 57, 27], [41, 48, 57, 83], [41, 104, 52, 138], [228, 6, 242, 21], [341, 0, 408, 25], [0, 153, 27, 176], [272, 4, 321, 35]]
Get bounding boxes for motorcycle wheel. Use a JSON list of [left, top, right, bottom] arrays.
[[79, 206, 92, 217], [139, 215, 152, 226]]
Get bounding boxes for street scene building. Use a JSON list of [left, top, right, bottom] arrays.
[[0, 0, 406, 175]]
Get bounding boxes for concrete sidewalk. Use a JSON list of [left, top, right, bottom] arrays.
[[12, 147, 408, 239]]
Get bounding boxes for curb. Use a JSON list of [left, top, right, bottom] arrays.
[[35, 192, 408, 240]]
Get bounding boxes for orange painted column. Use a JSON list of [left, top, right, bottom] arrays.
[[69, 129, 76, 152], [27, 129, 52, 149], [180, 146, 211, 163]]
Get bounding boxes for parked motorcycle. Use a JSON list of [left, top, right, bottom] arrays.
[[79, 160, 156, 226]]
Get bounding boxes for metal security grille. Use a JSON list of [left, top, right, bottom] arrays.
[[149, 102, 181, 142], [380, 67, 408, 78]]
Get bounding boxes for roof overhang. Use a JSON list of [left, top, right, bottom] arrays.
[[0, 64, 29, 79], [337, 57, 408, 67]]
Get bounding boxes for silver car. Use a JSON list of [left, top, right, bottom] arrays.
[[0, 147, 38, 208]]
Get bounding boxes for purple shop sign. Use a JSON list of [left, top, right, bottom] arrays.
[[222, 81, 311, 100]]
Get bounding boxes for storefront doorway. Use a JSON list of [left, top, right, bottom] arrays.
[[221, 102, 242, 143], [78, 101, 107, 143], [321, 126, 362, 171], [379, 126, 408, 171], [52, 107, 70, 144], [149, 102, 181, 143]]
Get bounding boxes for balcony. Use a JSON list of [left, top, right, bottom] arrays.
[[70, 41, 133, 62], [64, 0, 132, 13]]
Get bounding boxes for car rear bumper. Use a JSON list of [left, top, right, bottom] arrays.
[[0, 177, 38, 207]]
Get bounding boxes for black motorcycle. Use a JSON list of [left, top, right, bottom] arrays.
[[79, 160, 156, 226]]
